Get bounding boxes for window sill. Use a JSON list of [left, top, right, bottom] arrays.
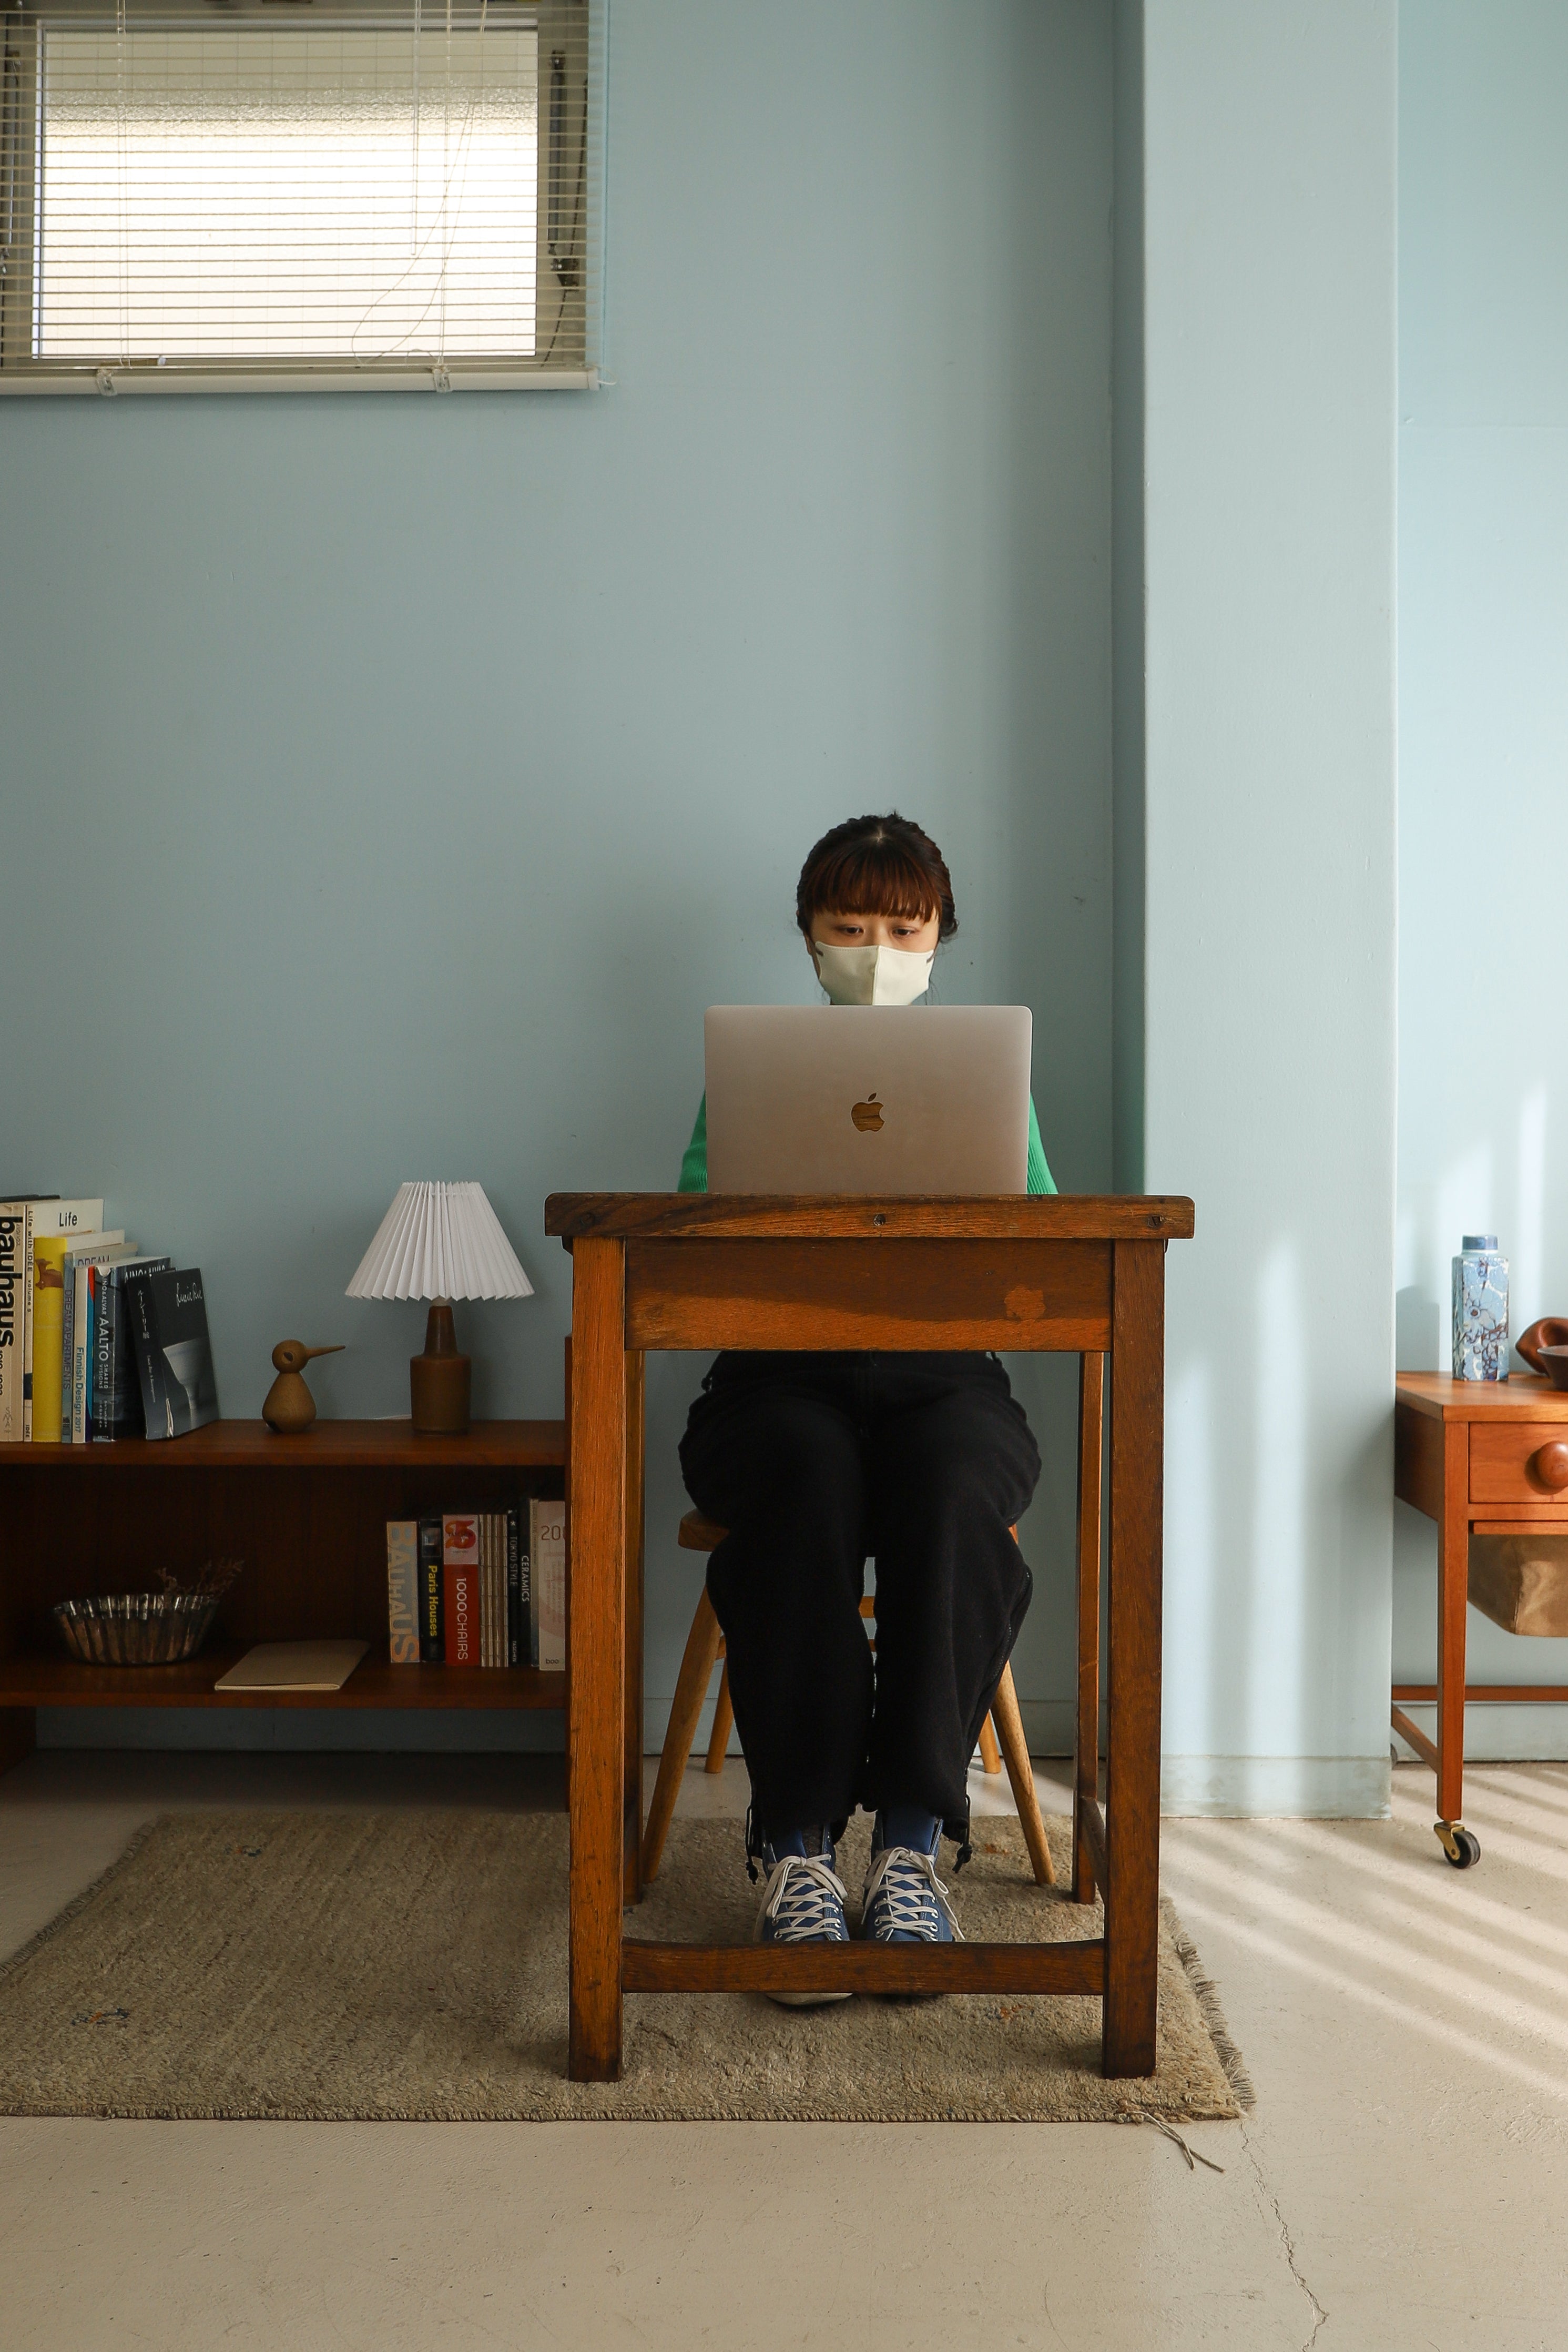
[[0, 365, 599, 397]]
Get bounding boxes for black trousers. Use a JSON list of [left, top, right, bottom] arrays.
[[678, 1351, 1041, 1848]]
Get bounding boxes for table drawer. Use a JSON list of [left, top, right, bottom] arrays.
[[1470, 1423, 1568, 1505]]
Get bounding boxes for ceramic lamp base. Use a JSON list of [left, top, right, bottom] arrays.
[[410, 1301, 471, 1435]]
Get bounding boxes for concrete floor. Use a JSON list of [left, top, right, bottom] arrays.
[[0, 1750, 1564, 2351]]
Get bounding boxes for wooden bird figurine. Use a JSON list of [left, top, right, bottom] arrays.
[[262, 1341, 344, 1433]]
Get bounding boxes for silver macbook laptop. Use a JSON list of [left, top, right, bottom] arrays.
[[704, 1006, 1033, 1195]]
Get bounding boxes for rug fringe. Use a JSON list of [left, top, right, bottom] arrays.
[[1161, 1897, 1256, 2111]]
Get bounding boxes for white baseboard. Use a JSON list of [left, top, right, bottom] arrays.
[[1159, 1755, 1392, 1819]]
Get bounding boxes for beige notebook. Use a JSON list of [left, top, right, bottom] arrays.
[[214, 1640, 369, 1692]]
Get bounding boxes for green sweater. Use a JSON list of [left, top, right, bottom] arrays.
[[678, 1093, 1056, 1194]]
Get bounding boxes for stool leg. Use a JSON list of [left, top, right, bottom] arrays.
[[640, 1588, 723, 1885], [705, 1661, 734, 1773], [977, 1714, 1003, 1775], [991, 1661, 1055, 1886]]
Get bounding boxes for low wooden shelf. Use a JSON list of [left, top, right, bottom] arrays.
[[0, 1417, 567, 1766], [0, 1653, 566, 1711], [0, 1419, 567, 1471]]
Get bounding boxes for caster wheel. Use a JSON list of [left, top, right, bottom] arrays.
[[1435, 1822, 1481, 1869]]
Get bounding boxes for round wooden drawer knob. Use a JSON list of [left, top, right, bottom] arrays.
[[1530, 1440, 1568, 1491]]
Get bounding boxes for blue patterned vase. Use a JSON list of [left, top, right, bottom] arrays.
[[1452, 1233, 1509, 1382]]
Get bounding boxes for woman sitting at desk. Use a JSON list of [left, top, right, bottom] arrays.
[[677, 812, 1054, 2000]]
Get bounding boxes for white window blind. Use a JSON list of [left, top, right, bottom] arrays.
[[0, 0, 598, 390]]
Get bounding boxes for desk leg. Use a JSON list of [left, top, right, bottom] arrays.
[[568, 1238, 628, 2083], [1104, 1242, 1164, 2078], [1074, 1353, 1104, 1905], [1436, 1421, 1469, 1837], [624, 1349, 646, 1907]]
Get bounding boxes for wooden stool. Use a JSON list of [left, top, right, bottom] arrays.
[[642, 1508, 1056, 1888]]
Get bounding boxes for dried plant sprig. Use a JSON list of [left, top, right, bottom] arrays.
[[155, 1559, 245, 1600]]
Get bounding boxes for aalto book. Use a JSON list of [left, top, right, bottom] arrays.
[[94, 1255, 172, 1439]]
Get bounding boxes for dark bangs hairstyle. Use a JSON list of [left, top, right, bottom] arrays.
[[795, 813, 958, 944]]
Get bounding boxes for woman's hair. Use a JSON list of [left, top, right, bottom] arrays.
[[795, 813, 958, 943]]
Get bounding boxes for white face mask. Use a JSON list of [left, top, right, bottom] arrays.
[[811, 940, 935, 1007]]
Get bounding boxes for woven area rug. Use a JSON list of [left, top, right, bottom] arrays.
[[0, 1811, 1252, 2123]]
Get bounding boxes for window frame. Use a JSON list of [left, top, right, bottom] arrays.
[[0, 0, 598, 393]]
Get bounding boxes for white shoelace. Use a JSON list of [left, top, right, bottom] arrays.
[[862, 1844, 965, 1942], [758, 1852, 850, 1942]]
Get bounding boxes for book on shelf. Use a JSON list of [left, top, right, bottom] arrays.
[[491, 1513, 510, 1668], [486, 1513, 506, 1668], [0, 1203, 36, 1442], [417, 1516, 444, 1662], [478, 1515, 494, 1668], [385, 1521, 421, 1664], [53, 1235, 127, 1444], [391, 1503, 543, 1668], [20, 1203, 104, 1439], [65, 1242, 138, 1443], [442, 1513, 480, 1668], [533, 1498, 566, 1673], [28, 1238, 69, 1446], [41, 1221, 125, 1443], [0, 1199, 87, 1441], [506, 1501, 528, 1667], [126, 1268, 219, 1440], [94, 1255, 172, 1440]]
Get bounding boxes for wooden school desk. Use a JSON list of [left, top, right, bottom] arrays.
[[544, 1192, 1195, 2083], [1394, 1371, 1568, 1868]]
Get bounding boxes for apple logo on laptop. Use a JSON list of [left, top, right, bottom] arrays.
[[851, 1093, 884, 1132]]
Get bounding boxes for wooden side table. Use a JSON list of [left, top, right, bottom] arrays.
[[544, 1191, 1194, 2084], [1394, 1372, 1568, 1867]]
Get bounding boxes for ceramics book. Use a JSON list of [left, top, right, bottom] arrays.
[[506, 1501, 530, 1668], [126, 1267, 220, 1440]]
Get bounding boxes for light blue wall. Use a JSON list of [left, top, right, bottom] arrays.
[[1396, 1, 1568, 1752], [1, 1, 1116, 1751], [1141, 0, 1398, 1816]]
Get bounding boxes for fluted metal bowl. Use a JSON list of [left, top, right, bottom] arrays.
[[53, 1592, 222, 1667]]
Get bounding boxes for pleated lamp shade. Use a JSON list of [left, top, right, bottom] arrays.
[[346, 1183, 532, 1434], [346, 1182, 533, 1303]]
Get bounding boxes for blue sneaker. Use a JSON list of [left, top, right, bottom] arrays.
[[754, 1832, 852, 2007], [861, 1814, 963, 1948]]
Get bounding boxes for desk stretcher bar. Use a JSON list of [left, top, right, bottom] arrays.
[[622, 1938, 1106, 1996]]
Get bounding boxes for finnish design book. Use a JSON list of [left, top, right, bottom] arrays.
[[127, 1268, 220, 1439]]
